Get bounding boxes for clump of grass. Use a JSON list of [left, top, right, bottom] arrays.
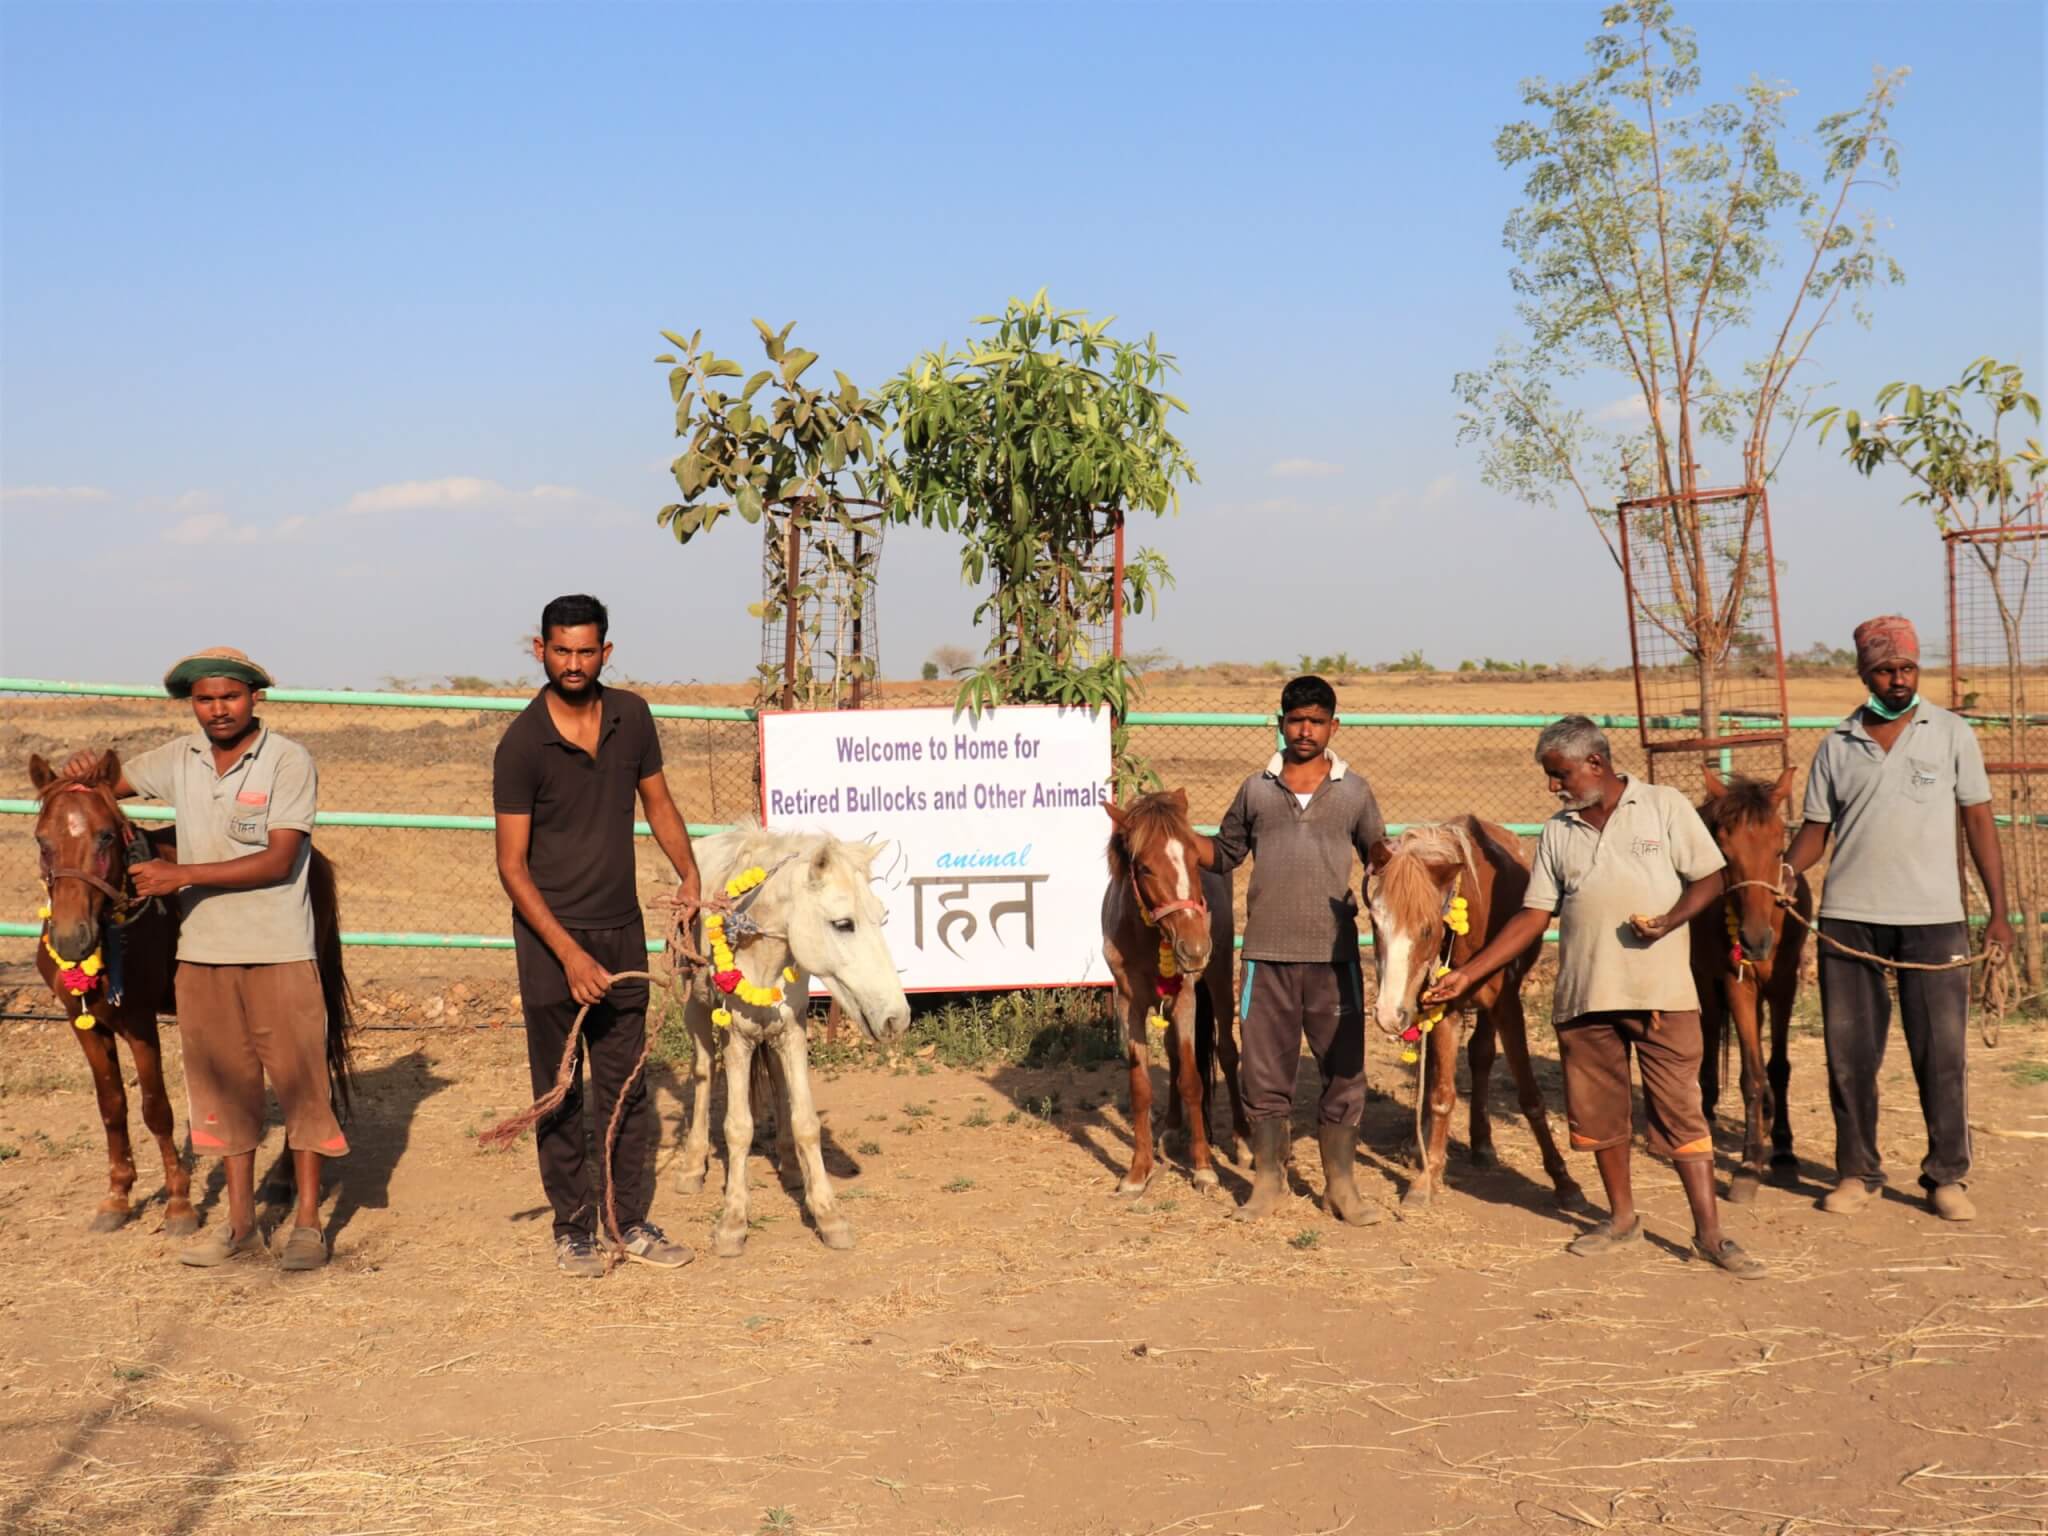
[[962, 1106, 992, 1128], [2009, 1058, 2048, 1087], [943, 1176, 975, 1193], [901, 1102, 933, 1118], [857, 1139, 882, 1156], [0, 1143, 17, 1162], [758, 1509, 796, 1535], [1289, 1229, 1321, 1251], [810, 988, 1119, 1071]]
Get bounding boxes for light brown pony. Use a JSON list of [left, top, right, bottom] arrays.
[[1366, 816, 1581, 1208], [1692, 767, 1811, 1200], [1102, 789, 1246, 1196], [29, 751, 358, 1234]]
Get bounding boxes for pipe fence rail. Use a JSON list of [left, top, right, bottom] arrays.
[[0, 676, 1886, 968]]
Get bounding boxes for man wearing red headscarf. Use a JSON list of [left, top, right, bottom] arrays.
[[1786, 616, 2011, 1222]]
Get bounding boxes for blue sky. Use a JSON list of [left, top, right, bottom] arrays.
[[2, 1, 2041, 688]]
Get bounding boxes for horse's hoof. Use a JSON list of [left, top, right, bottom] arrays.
[[1469, 1144, 1500, 1169], [1770, 1151, 1799, 1174], [1190, 1166, 1221, 1190], [1231, 1138, 1253, 1167], [163, 1207, 200, 1237], [1728, 1172, 1762, 1204], [1114, 1173, 1153, 1198], [88, 1206, 132, 1234], [713, 1225, 749, 1259], [815, 1220, 855, 1251], [1554, 1183, 1591, 1213], [673, 1167, 707, 1196], [1401, 1182, 1434, 1208]]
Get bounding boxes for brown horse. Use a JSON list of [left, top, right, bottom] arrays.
[[1102, 789, 1247, 1196], [29, 751, 357, 1234], [1366, 817, 1581, 1208], [1693, 767, 1811, 1201]]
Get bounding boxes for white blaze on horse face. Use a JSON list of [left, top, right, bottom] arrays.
[[1370, 893, 1415, 1032], [1163, 836, 1191, 904]]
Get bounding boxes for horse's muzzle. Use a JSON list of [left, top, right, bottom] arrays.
[[1373, 999, 1414, 1037], [47, 919, 97, 965]]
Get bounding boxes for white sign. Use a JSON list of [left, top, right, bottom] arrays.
[[758, 705, 1113, 991]]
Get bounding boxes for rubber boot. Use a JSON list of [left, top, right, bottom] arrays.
[[1231, 1117, 1290, 1222], [1318, 1122, 1382, 1226]]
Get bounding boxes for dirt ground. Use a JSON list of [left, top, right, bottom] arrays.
[[2, 1000, 2044, 1536]]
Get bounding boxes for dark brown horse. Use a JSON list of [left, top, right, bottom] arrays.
[[29, 751, 357, 1234], [1366, 816, 1582, 1208], [1102, 789, 1247, 1196], [1693, 767, 1811, 1200]]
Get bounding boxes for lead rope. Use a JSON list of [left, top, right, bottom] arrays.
[[1725, 873, 2013, 1047]]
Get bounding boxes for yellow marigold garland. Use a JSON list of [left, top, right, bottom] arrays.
[[703, 867, 783, 1027]]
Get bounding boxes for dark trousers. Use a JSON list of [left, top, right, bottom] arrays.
[[1817, 918, 1973, 1191], [1239, 958, 1366, 1126], [514, 918, 656, 1240]]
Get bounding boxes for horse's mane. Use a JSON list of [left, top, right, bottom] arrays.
[[1105, 792, 1198, 879], [1701, 776, 1781, 835], [698, 825, 867, 891], [1374, 821, 1478, 931]]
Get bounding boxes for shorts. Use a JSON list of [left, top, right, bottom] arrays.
[[1553, 1009, 1711, 1162], [174, 960, 348, 1159]]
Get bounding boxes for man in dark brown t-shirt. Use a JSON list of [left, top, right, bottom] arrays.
[[493, 594, 702, 1277]]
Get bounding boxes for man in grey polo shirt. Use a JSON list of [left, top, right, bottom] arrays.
[[63, 647, 348, 1271], [1428, 716, 1764, 1277], [1785, 615, 2010, 1222], [1204, 675, 1386, 1226]]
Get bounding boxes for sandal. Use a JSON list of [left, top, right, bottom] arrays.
[[278, 1225, 329, 1272], [1566, 1215, 1643, 1257], [1692, 1235, 1767, 1280]]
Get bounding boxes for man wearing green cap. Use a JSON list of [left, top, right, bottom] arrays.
[[62, 647, 347, 1271]]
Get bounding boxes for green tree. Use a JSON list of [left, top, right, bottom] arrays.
[[655, 321, 891, 707], [1454, 0, 1906, 756], [880, 292, 1195, 723], [1815, 358, 2045, 973]]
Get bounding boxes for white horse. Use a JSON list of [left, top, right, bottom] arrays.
[[673, 827, 910, 1257]]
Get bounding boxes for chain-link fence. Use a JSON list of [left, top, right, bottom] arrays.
[[5, 677, 1850, 987]]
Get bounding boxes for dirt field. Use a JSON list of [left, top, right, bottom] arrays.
[[2, 1003, 2044, 1536]]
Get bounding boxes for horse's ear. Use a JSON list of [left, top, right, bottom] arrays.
[[1103, 801, 1125, 830], [95, 750, 122, 789], [1166, 787, 1189, 812], [1366, 839, 1393, 874], [1702, 766, 1728, 801], [808, 843, 834, 883], [28, 754, 55, 791], [1769, 765, 1796, 805]]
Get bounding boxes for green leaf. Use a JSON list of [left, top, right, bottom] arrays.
[[781, 349, 819, 386], [702, 358, 744, 379], [742, 370, 774, 401], [737, 483, 764, 523]]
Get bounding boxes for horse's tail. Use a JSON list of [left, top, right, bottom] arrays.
[[308, 848, 357, 1122]]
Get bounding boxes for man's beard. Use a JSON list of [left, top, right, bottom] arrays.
[[1556, 788, 1600, 810]]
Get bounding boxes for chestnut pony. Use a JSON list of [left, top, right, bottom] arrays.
[[29, 750, 357, 1234], [1692, 767, 1811, 1200], [1102, 789, 1247, 1196], [1366, 817, 1581, 1208]]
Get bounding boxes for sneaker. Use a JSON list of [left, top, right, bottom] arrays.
[[554, 1232, 607, 1278], [617, 1221, 694, 1269], [278, 1225, 329, 1272], [1820, 1180, 1873, 1215], [178, 1224, 265, 1268], [1930, 1184, 1976, 1222]]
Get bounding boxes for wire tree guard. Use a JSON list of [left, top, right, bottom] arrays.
[[1616, 476, 1792, 797], [1947, 497, 2048, 980], [759, 508, 884, 711]]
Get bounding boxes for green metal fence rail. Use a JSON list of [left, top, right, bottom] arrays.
[[7, 676, 2010, 963]]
